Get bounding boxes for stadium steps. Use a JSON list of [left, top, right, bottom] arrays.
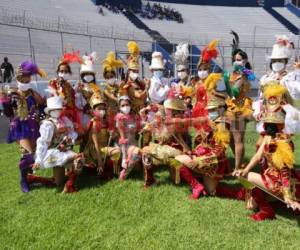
[[263, 6, 299, 34], [121, 10, 173, 55]]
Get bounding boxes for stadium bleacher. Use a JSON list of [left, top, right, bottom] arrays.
[[0, 0, 299, 80]]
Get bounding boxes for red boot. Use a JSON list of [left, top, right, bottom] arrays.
[[179, 166, 206, 199], [63, 171, 78, 193], [216, 184, 246, 200], [250, 188, 275, 221], [143, 166, 157, 189], [27, 174, 56, 187]]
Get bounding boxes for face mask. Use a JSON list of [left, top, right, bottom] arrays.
[[153, 70, 163, 79], [272, 62, 285, 72], [107, 78, 116, 85], [120, 106, 131, 115], [129, 72, 139, 81], [198, 70, 208, 80], [50, 110, 62, 118], [93, 110, 106, 118], [17, 81, 32, 91], [58, 72, 71, 80], [83, 75, 94, 83], [233, 60, 244, 67], [178, 71, 187, 80], [208, 111, 219, 121]]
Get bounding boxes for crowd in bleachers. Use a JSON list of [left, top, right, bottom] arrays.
[[99, 1, 183, 23]]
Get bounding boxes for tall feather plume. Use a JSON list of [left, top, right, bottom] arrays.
[[174, 43, 189, 66], [127, 41, 140, 56], [102, 51, 124, 72]]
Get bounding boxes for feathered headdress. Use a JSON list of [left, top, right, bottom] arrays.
[[61, 50, 83, 65], [263, 84, 287, 99], [127, 41, 140, 70], [17, 60, 47, 78], [270, 35, 293, 59], [198, 39, 219, 68], [204, 73, 222, 92], [174, 43, 189, 71], [102, 51, 124, 75], [80, 52, 98, 74]]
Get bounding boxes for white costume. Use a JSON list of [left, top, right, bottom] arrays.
[[34, 97, 78, 169]]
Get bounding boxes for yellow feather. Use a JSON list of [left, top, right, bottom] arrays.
[[272, 140, 294, 169], [213, 123, 230, 149], [207, 39, 219, 50], [37, 68, 47, 78], [204, 73, 222, 91], [263, 84, 287, 99], [127, 41, 140, 56], [102, 51, 123, 72], [180, 85, 193, 97]]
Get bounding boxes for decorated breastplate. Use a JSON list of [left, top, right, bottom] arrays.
[[49, 118, 72, 147]]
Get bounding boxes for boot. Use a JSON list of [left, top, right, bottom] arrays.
[[63, 171, 77, 193], [216, 184, 246, 200], [179, 166, 206, 199], [142, 154, 156, 189], [250, 188, 275, 221], [143, 166, 156, 189], [27, 174, 56, 187], [19, 154, 34, 193]]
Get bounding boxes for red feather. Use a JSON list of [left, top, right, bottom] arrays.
[[62, 50, 83, 64], [201, 47, 218, 64]]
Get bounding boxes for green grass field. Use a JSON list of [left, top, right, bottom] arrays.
[[1, 122, 300, 250]]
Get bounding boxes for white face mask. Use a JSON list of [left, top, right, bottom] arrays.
[[198, 70, 208, 80], [178, 71, 187, 80], [83, 75, 94, 83], [107, 78, 116, 85], [120, 106, 131, 114], [94, 110, 106, 118], [50, 110, 62, 118], [17, 81, 32, 91], [233, 60, 244, 67], [129, 72, 138, 81], [58, 72, 71, 80], [272, 62, 285, 72]]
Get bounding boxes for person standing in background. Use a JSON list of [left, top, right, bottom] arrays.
[[1, 57, 14, 83]]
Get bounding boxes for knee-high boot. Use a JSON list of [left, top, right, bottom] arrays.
[[63, 170, 78, 193], [215, 184, 246, 200], [250, 188, 275, 221], [179, 166, 206, 199], [19, 154, 34, 193]]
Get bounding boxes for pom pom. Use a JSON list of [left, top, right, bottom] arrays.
[[213, 123, 230, 149], [102, 51, 124, 72]]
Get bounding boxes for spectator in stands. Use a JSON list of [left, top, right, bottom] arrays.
[[1, 57, 14, 83]]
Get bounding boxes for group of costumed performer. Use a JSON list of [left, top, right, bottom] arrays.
[[2, 34, 300, 223]]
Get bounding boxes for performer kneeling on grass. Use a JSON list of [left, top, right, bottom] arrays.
[[82, 92, 120, 179], [33, 96, 84, 193], [234, 84, 300, 221]]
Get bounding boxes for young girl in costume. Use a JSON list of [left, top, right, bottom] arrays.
[[83, 92, 120, 179], [33, 96, 84, 193], [235, 84, 300, 221], [116, 95, 142, 181], [0, 61, 53, 192]]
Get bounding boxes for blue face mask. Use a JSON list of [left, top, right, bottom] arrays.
[[153, 70, 163, 79]]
